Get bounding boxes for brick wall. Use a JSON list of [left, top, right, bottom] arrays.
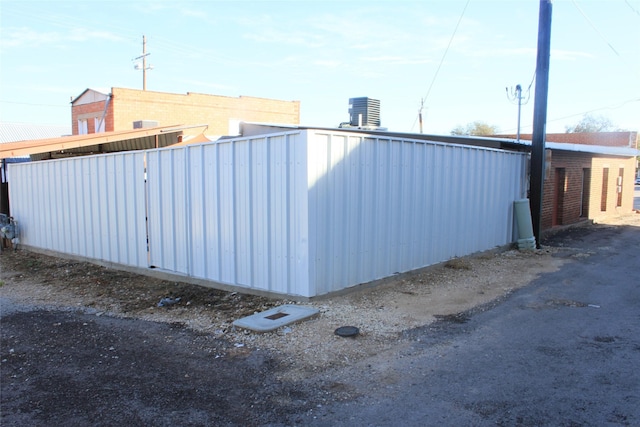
[[71, 101, 113, 134], [541, 150, 636, 230], [588, 156, 636, 221], [110, 88, 300, 136]]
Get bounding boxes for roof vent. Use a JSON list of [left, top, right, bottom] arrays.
[[133, 120, 159, 129]]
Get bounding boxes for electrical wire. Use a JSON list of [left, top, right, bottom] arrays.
[[571, 0, 621, 57], [571, 0, 640, 80], [0, 100, 68, 108], [2, 2, 243, 67], [504, 97, 640, 132], [412, 0, 471, 132], [549, 97, 640, 122], [624, 0, 640, 16]]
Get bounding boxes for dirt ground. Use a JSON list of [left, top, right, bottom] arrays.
[[1, 235, 565, 379], [3, 215, 637, 425]]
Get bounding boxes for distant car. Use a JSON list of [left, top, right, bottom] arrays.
[[636, 177, 640, 185]]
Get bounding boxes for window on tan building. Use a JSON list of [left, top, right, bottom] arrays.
[[581, 168, 591, 217], [617, 168, 624, 207], [78, 119, 88, 135]]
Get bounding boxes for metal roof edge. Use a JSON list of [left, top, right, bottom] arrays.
[[0, 124, 188, 159]]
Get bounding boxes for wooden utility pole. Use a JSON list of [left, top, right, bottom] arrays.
[[135, 35, 152, 90], [142, 35, 148, 90], [418, 99, 424, 134], [530, 0, 553, 249]]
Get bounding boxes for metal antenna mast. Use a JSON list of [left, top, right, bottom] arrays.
[[134, 35, 153, 90]]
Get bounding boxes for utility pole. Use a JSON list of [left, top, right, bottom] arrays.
[[134, 35, 153, 90], [506, 84, 528, 142], [418, 98, 425, 134], [530, 0, 553, 249]]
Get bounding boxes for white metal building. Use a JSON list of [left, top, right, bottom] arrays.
[[7, 126, 528, 298]]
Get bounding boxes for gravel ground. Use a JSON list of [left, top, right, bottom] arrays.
[[3, 214, 639, 426], [0, 236, 565, 381]]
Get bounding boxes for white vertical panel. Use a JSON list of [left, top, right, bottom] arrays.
[[234, 140, 252, 286], [218, 141, 235, 283], [143, 132, 310, 296], [268, 135, 291, 294], [251, 137, 269, 289], [148, 148, 191, 272], [307, 130, 527, 296], [203, 143, 222, 279], [187, 145, 205, 278], [8, 152, 147, 267], [291, 132, 310, 295]]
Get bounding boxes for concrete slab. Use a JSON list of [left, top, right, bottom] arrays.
[[232, 304, 319, 332]]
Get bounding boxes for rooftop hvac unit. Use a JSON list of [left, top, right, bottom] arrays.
[[348, 97, 380, 127], [133, 120, 159, 129]]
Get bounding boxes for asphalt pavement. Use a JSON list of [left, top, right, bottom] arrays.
[[303, 221, 640, 426]]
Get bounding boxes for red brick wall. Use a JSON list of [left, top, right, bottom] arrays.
[[541, 151, 589, 230], [541, 150, 636, 230], [71, 100, 114, 135]]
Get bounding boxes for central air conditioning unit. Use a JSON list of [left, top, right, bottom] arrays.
[[348, 97, 380, 128]]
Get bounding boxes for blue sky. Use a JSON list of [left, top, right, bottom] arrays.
[[1, 0, 638, 135]]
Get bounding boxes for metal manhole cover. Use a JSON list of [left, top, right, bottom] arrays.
[[334, 326, 359, 337]]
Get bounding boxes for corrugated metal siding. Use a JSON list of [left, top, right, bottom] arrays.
[[8, 152, 148, 267], [307, 131, 527, 295], [7, 129, 526, 298], [0, 122, 71, 143], [145, 132, 310, 296]]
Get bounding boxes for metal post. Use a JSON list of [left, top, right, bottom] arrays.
[[530, 0, 553, 249], [1, 158, 9, 216]]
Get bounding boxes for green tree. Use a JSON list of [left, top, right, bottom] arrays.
[[451, 121, 500, 136], [564, 114, 619, 133]]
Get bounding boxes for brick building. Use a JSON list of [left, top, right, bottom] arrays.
[[541, 146, 636, 230], [71, 87, 300, 137], [498, 132, 638, 230]]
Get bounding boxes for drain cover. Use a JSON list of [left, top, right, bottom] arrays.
[[334, 326, 359, 337], [232, 304, 319, 332]]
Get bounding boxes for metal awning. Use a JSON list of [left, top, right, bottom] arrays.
[[0, 124, 208, 160]]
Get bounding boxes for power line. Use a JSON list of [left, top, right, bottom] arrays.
[[413, 0, 471, 132], [504, 97, 640, 132], [570, 0, 640, 79], [571, 0, 620, 57], [0, 100, 68, 108], [624, 0, 640, 16], [548, 97, 640, 123]]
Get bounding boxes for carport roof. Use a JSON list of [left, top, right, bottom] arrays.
[[0, 124, 208, 160]]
